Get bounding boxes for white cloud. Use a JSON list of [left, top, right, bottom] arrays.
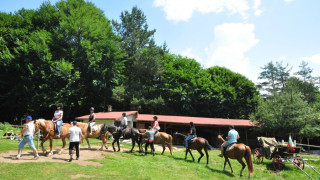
[[284, 0, 293, 3], [253, 0, 262, 16], [153, 0, 250, 22], [181, 48, 202, 63], [204, 23, 259, 79], [300, 53, 320, 65]]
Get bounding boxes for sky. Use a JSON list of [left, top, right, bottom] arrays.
[[1, 0, 320, 83]]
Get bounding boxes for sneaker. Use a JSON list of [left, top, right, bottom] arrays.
[[12, 156, 20, 160], [144, 153, 147, 156], [34, 155, 39, 160], [68, 158, 73, 162], [76, 157, 79, 160], [153, 153, 155, 156]]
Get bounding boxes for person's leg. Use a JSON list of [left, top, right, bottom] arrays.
[[57, 120, 62, 137], [145, 141, 150, 155], [219, 142, 229, 157], [13, 138, 26, 159], [26, 136, 39, 159], [75, 142, 80, 159], [185, 136, 192, 148], [151, 141, 155, 156], [69, 142, 75, 161]]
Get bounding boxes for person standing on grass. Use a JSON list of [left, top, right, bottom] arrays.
[[68, 121, 83, 162], [139, 126, 156, 156], [12, 116, 39, 160]]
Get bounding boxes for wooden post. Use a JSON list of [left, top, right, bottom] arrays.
[[37, 129, 40, 150], [164, 122, 167, 133], [218, 127, 220, 135], [245, 128, 248, 145], [307, 138, 310, 152]]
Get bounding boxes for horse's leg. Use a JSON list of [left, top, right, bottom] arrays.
[[48, 138, 53, 156], [135, 136, 141, 153], [204, 148, 209, 165], [85, 138, 91, 149], [189, 149, 195, 162], [59, 137, 66, 154], [117, 140, 120, 152], [130, 138, 135, 153], [112, 139, 116, 152], [223, 158, 227, 171], [197, 149, 204, 163], [185, 149, 189, 160], [237, 158, 246, 177], [161, 141, 166, 155], [227, 158, 234, 173], [41, 137, 49, 154]]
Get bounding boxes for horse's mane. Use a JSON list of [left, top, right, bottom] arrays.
[[174, 132, 187, 139], [35, 119, 47, 127]]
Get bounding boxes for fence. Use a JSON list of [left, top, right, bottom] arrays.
[[0, 124, 41, 150]]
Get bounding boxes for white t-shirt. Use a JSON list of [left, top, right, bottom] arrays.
[[54, 110, 63, 120], [121, 117, 128, 126], [68, 126, 82, 142], [23, 121, 34, 136]]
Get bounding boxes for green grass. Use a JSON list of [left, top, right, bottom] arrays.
[[0, 138, 320, 180]]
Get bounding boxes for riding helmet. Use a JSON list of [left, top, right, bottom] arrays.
[[153, 116, 158, 120], [57, 103, 63, 109], [190, 121, 194, 126], [90, 107, 95, 111]]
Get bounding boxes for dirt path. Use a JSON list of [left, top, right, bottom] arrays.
[[0, 144, 183, 166]]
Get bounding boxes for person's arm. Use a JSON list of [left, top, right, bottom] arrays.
[[80, 131, 84, 138], [138, 132, 146, 135], [237, 135, 240, 139], [20, 125, 28, 136], [56, 112, 63, 121], [92, 114, 96, 121]]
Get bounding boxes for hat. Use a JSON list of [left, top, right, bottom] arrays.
[[25, 116, 32, 120]]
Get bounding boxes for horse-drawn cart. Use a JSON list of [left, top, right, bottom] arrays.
[[253, 137, 320, 180]]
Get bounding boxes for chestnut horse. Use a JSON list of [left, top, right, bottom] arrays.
[[174, 132, 214, 164], [34, 119, 72, 156], [217, 135, 254, 178], [75, 122, 109, 150], [139, 129, 173, 155]]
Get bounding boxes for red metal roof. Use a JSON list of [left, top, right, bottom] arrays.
[[137, 114, 254, 127], [75, 111, 138, 120]]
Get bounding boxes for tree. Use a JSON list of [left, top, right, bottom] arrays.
[[258, 61, 291, 97]]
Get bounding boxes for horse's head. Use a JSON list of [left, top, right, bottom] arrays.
[[34, 119, 46, 132]]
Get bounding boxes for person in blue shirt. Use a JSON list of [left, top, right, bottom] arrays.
[[219, 125, 239, 157]]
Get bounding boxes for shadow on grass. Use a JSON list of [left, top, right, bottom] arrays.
[[205, 165, 235, 177]]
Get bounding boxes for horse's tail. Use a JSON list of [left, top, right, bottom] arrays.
[[168, 134, 173, 155], [205, 140, 214, 150], [245, 145, 254, 177]]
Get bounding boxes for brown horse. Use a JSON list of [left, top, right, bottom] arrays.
[[139, 129, 173, 155], [75, 122, 109, 150], [34, 119, 72, 156], [174, 132, 214, 164], [217, 135, 254, 178]]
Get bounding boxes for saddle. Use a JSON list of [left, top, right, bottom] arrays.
[[88, 124, 98, 132], [225, 142, 236, 152], [187, 136, 197, 145]]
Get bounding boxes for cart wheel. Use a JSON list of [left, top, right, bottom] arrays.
[[294, 158, 305, 170], [272, 155, 283, 170], [253, 148, 263, 164]]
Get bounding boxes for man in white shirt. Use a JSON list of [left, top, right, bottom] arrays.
[[12, 116, 39, 160], [68, 121, 83, 162]]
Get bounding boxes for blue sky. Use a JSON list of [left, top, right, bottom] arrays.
[[1, 0, 320, 83]]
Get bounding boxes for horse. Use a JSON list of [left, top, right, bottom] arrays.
[[75, 122, 109, 150], [34, 119, 72, 156], [217, 135, 254, 178], [101, 124, 142, 153], [174, 132, 214, 164], [139, 129, 173, 155]]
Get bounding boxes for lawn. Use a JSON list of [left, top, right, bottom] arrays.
[[0, 138, 319, 180]]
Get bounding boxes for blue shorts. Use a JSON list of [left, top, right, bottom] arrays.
[[18, 135, 35, 149]]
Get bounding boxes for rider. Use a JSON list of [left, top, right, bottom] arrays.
[[120, 112, 128, 137], [151, 116, 160, 134], [185, 121, 196, 149], [219, 125, 239, 157], [88, 107, 96, 135], [52, 103, 63, 138]]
